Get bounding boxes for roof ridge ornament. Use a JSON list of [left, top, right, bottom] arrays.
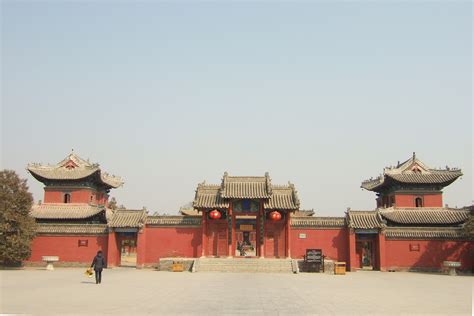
[[266, 172, 272, 195], [220, 171, 228, 196], [287, 181, 300, 208]]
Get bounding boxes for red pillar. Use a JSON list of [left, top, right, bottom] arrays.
[[136, 226, 147, 268], [259, 204, 265, 258], [107, 230, 119, 268], [201, 210, 207, 257], [256, 203, 260, 257], [228, 203, 233, 257], [286, 211, 291, 258], [377, 231, 387, 272], [348, 229, 357, 272]]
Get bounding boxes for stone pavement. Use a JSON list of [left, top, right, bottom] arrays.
[[1, 268, 472, 315]]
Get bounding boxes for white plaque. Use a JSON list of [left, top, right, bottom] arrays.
[[299, 233, 307, 239]]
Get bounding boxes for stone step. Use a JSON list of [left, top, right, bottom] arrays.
[[196, 258, 293, 273]]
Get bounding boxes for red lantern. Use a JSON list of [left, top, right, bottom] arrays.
[[269, 211, 282, 221], [209, 210, 221, 219]]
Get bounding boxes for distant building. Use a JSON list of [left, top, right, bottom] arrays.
[[26, 153, 472, 272]]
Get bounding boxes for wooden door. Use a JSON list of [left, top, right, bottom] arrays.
[[265, 221, 286, 258], [207, 222, 227, 257], [217, 231, 227, 256], [265, 232, 275, 257]]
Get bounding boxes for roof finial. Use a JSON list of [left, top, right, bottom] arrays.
[[413, 152, 416, 160]]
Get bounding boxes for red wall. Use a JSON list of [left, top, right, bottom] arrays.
[[385, 239, 473, 271], [137, 229, 147, 268], [291, 228, 349, 262], [44, 188, 109, 205], [394, 193, 442, 208], [106, 232, 121, 267], [143, 226, 202, 265], [28, 235, 108, 264]]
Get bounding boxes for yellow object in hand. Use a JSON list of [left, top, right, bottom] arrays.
[[85, 268, 94, 278]]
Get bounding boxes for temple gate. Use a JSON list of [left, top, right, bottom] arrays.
[[193, 172, 299, 258]]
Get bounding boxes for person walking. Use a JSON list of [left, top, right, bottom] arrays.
[[90, 250, 106, 284]]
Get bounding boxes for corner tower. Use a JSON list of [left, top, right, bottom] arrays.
[[27, 152, 123, 207], [361, 153, 462, 208]]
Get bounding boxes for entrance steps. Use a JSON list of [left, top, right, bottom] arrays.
[[195, 258, 294, 273]]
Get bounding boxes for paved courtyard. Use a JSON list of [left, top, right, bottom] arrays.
[[1, 268, 472, 315]]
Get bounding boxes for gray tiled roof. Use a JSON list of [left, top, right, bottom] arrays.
[[263, 185, 300, 210], [346, 210, 385, 229], [385, 227, 466, 239], [108, 210, 147, 228], [146, 216, 201, 226], [179, 208, 200, 216], [221, 172, 272, 198], [293, 209, 315, 217], [291, 217, 346, 228], [361, 154, 462, 191], [193, 173, 299, 210], [387, 172, 462, 184], [27, 152, 123, 188], [30, 203, 105, 219], [380, 207, 470, 225], [193, 184, 230, 208], [36, 223, 108, 234]]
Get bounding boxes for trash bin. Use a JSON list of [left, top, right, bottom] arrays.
[[334, 262, 346, 275]]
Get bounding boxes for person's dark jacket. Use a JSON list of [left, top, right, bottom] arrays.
[[91, 254, 106, 270]]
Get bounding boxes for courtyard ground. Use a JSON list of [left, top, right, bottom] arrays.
[[1, 268, 472, 315]]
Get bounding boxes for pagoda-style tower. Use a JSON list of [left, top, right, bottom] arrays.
[[28, 152, 123, 207], [27, 152, 123, 224], [361, 153, 462, 208], [345, 153, 468, 272], [27, 153, 130, 267]]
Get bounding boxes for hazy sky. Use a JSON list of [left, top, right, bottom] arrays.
[[1, 1, 472, 215]]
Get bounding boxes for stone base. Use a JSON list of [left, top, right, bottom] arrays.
[[296, 259, 335, 274], [157, 258, 195, 272]]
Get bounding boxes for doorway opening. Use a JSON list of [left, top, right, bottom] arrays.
[[235, 215, 257, 257], [356, 239, 374, 270], [118, 233, 137, 267]]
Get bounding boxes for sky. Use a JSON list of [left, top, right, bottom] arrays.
[[1, 1, 472, 215]]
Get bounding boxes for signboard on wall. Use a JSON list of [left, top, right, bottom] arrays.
[[240, 224, 254, 231], [409, 244, 420, 251], [305, 249, 322, 263]]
